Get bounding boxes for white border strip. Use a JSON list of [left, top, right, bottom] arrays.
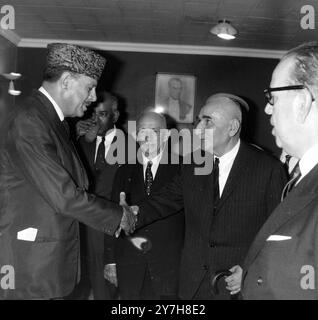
[[0, 29, 20, 45], [18, 38, 285, 59]]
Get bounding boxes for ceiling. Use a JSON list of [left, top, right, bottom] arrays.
[[6, 0, 318, 53]]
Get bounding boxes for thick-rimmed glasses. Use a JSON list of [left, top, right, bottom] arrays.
[[264, 85, 315, 106]]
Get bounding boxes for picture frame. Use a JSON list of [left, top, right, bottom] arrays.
[[155, 73, 196, 123]]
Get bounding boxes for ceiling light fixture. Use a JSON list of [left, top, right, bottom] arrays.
[[1, 72, 22, 96], [210, 19, 237, 40]]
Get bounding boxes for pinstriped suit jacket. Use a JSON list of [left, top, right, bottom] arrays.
[[138, 142, 287, 299]]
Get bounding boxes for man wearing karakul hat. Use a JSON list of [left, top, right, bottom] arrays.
[[0, 43, 137, 300]]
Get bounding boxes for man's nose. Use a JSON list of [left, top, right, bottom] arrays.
[[264, 103, 273, 115]]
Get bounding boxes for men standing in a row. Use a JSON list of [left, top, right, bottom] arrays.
[[0, 43, 136, 300], [136, 94, 287, 299], [106, 111, 184, 299], [75, 92, 121, 300], [242, 41, 318, 299]]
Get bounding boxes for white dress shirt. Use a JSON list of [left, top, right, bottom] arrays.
[[94, 127, 116, 163], [39, 86, 64, 121], [216, 139, 240, 197], [142, 150, 163, 180], [280, 150, 299, 174], [298, 143, 318, 184]]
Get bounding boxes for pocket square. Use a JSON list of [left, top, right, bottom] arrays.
[[17, 228, 38, 241], [266, 235, 292, 241]]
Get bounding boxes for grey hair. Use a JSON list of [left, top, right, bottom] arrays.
[[284, 41, 318, 95]]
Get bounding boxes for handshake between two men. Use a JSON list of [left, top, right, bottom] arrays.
[[116, 192, 139, 238]]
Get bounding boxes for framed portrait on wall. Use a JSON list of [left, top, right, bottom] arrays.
[[155, 73, 196, 123]]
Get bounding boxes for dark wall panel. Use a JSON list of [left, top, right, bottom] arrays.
[[17, 47, 280, 156]]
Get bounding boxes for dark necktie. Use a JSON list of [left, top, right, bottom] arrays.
[[145, 161, 153, 196], [284, 154, 291, 174], [213, 157, 220, 204], [95, 136, 106, 171], [281, 161, 301, 201], [62, 119, 70, 137], [285, 155, 291, 166]]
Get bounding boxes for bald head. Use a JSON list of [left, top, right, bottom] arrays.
[[137, 111, 168, 159], [137, 111, 167, 130], [204, 95, 242, 124], [196, 94, 242, 156]]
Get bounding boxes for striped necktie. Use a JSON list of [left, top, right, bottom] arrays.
[[281, 161, 301, 201]]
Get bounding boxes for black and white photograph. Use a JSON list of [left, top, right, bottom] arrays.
[[155, 73, 196, 123]]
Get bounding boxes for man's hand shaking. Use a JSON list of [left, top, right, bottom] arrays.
[[115, 192, 139, 238]]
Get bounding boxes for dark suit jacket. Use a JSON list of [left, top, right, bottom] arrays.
[[77, 134, 122, 200], [242, 162, 318, 299], [138, 142, 287, 299], [108, 149, 184, 295], [0, 90, 122, 299], [76, 133, 124, 299]]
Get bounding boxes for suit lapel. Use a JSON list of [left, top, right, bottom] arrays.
[[135, 161, 147, 195], [86, 139, 97, 168], [33, 90, 88, 188], [244, 164, 318, 271]]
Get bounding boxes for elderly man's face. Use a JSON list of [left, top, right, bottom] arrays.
[[137, 114, 167, 159], [196, 103, 232, 156], [65, 74, 97, 117], [264, 57, 298, 152]]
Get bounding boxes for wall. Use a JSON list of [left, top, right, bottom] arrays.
[[0, 36, 17, 126], [17, 47, 280, 156]]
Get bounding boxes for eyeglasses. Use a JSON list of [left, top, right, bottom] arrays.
[[264, 85, 315, 106]]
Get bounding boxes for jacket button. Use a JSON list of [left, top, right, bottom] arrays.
[[257, 277, 263, 285]]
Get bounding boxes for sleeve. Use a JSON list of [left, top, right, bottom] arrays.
[[104, 165, 130, 264], [137, 164, 185, 228], [10, 111, 122, 236]]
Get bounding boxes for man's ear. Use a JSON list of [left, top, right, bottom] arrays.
[[229, 119, 240, 137], [295, 89, 312, 124], [59, 72, 73, 90], [113, 110, 120, 123]]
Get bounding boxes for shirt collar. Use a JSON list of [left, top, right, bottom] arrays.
[[39, 86, 64, 121], [216, 139, 240, 164], [299, 143, 318, 179], [96, 126, 116, 144], [142, 148, 164, 166]]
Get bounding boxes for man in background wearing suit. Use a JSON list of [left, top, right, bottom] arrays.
[[0, 43, 136, 300], [161, 78, 192, 122], [241, 41, 318, 299], [75, 92, 121, 300], [136, 93, 287, 299], [106, 111, 184, 300]]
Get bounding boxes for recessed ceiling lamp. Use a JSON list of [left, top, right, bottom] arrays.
[[210, 19, 237, 40]]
